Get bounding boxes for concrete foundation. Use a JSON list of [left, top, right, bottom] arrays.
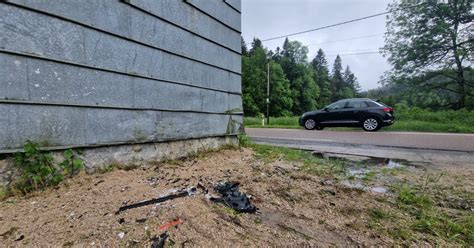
[[0, 135, 238, 188]]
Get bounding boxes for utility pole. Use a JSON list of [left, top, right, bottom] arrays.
[[266, 62, 270, 125]]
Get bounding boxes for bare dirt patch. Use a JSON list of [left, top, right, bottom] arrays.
[[0, 147, 472, 247]]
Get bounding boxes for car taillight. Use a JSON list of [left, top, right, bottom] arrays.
[[383, 107, 392, 113]]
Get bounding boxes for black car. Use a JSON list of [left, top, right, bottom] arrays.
[[299, 98, 395, 132]]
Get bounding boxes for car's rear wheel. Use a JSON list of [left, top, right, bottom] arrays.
[[304, 118, 316, 130], [362, 117, 380, 132]]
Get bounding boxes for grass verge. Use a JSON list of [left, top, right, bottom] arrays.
[[239, 135, 345, 176], [245, 108, 474, 133]]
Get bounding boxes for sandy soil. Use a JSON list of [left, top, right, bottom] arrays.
[[0, 147, 472, 247]]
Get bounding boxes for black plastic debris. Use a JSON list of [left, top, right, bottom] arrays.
[[150, 232, 169, 248], [116, 187, 196, 214], [213, 182, 257, 213]]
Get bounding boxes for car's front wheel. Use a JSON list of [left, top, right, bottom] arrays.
[[304, 118, 316, 130], [362, 117, 380, 132]]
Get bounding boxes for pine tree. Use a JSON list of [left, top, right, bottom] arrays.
[[311, 49, 332, 107], [331, 55, 346, 101], [241, 36, 248, 56], [343, 65, 361, 96]]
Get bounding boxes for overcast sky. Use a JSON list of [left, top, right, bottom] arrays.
[[242, 0, 393, 91]]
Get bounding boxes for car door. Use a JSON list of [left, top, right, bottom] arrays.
[[320, 101, 347, 124], [346, 100, 369, 122]]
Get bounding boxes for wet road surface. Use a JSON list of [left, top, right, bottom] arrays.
[[246, 128, 474, 165]]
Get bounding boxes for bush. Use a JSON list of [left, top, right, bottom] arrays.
[[13, 141, 84, 193]]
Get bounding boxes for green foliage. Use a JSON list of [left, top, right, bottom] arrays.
[[382, 0, 473, 109], [13, 141, 84, 193], [242, 36, 362, 117], [369, 208, 391, 221], [311, 49, 332, 107], [242, 39, 294, 117], [59, 149, 84, 178], [395, 184, 473, 245], [397, 185, 433, 209]]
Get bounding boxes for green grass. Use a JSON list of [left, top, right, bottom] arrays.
[[244, 108, 474, 133], [394, 185, 474, 245], [239, 134, 345, 176]]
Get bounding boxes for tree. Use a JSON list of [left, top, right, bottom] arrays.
[[249, 38, 263, 55], [241, 38, 293, 117], [241, 36, 248, 56], [331, 55, 346, 100], [278, 38, 319, 114], [343, 66, 361, 96], [282, 38, 309, 64], [242, 39, 267, 116], [311, 49, 332, 106], [382, 0, 473, 109], [268, 61, 294, 116]]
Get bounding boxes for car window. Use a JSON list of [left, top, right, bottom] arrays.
[[346, 101, 368, 109], [367, 100, 385, 107], [326, 101, 346, 110]]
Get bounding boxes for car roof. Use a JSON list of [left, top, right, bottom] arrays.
[[337, 98, 373, 102]]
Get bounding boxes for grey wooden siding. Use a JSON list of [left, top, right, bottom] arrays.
[[0, 0, 242, 152]]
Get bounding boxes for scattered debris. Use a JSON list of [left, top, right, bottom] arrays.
[[116, 187, 196, 214], [117, 232, 125, 240], [118, 218, 125, 224], [135, 218, 147, 223], [94, 180, 105, 186], [145, 177, 159, 187], [150, 232, 169, 248], [158, 218, 183, 231], [213, 182, 257, 213], [14, 234, 24, 241]]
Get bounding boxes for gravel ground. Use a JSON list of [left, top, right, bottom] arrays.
[[0, 147, 472, 247]]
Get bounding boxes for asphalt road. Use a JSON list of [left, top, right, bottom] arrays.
[[246, 128, 474, 152], [246, 128, 474, 165]]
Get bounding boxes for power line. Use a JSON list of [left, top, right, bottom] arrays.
[[324, 48, 380, 53], [260, 3, 423, 42], [261, 12, 389, 42], [307, 33, 384, 47], [325, 51, 381, 57]]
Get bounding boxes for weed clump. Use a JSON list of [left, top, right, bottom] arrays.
[[13, 141, 84, 194]]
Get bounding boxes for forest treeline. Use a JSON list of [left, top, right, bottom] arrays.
[[242, 37, 361, 117], [242, 0, 473, 117]]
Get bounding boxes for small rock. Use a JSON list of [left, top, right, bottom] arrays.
[[14, 234, 24, 241], [320, 179, 335, 186], [117, 232, 125, 240]]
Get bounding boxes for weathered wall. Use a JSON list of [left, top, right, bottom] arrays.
[[0, 0, 243, 152]]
